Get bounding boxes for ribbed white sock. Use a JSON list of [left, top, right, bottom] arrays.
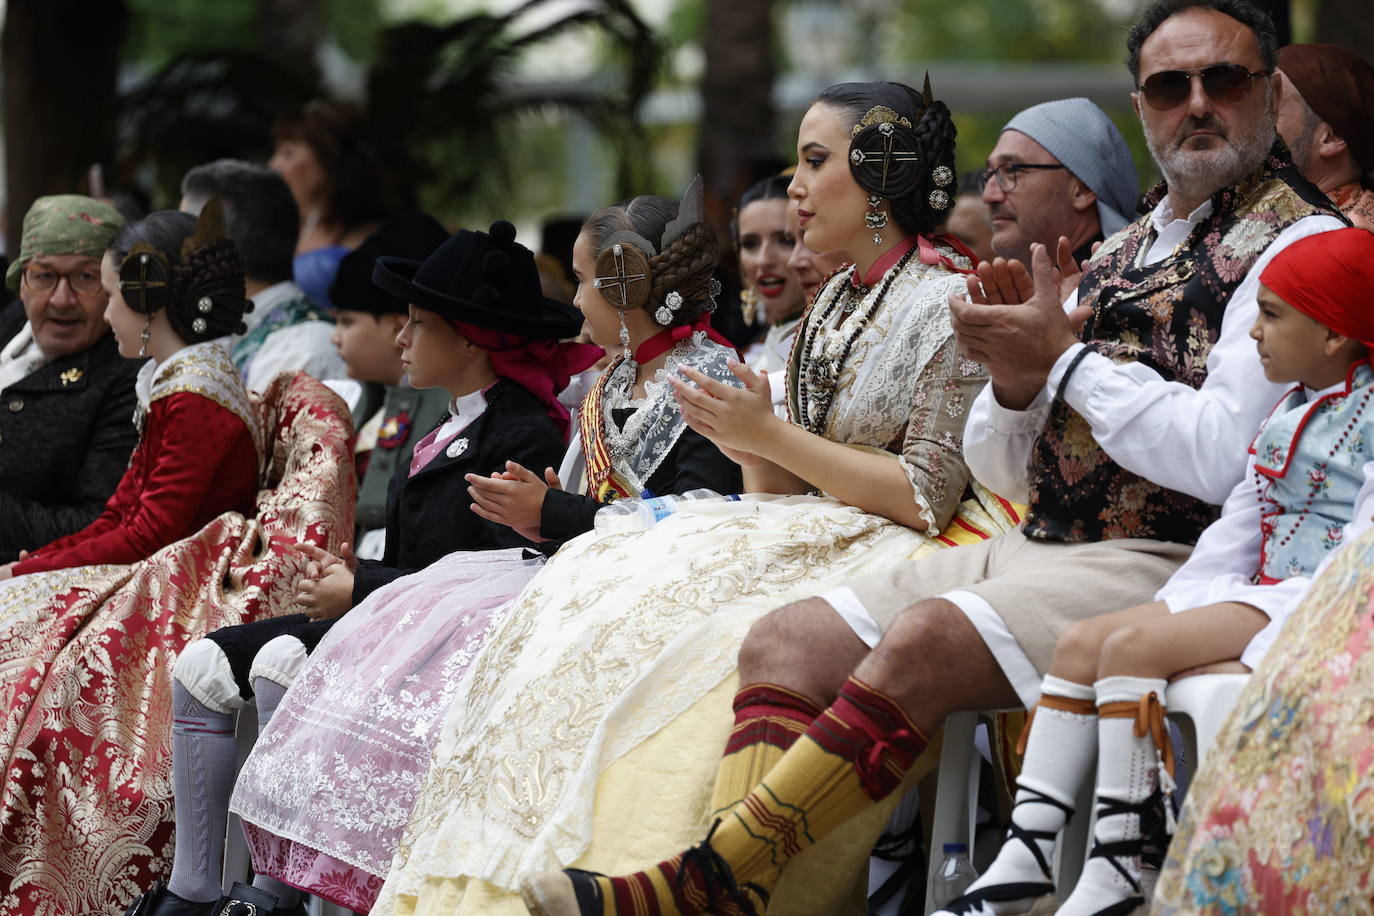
[[936, 676, 1096, 915], [1058, 676, 1169, 916]]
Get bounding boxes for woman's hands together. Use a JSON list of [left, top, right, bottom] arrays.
[[669, 360, 779, 467]]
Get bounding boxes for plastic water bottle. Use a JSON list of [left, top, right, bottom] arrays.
[[931, 842, 979, 908], [593, 489, 741, 534]]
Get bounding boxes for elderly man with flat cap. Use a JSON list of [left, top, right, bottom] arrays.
[[1276, 42, 1374, 229], [0, 195, 140, 563], [980, 97, 1139, 265]]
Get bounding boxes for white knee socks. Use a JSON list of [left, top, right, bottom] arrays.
[[937, 676, 1097, 914], [1057, 675, 1171, 916]]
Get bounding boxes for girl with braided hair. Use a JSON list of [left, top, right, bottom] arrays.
[[0, 205, 259, 579], [211, 195, 742, 915], [371, 80, 1017, 916]]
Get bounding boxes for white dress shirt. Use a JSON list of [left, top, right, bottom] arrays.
[[746, 317, 801, 419], [964, 200, 1346, 506], [0, 323, 50, 394], [235, 281, 346, 392]]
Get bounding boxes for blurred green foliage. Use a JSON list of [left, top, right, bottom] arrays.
[[125, 0, 386, 64]]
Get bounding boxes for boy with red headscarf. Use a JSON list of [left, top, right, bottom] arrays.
[[934, 226, 1374, 916]]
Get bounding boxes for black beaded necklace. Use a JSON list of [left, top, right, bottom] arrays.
[[796, 244, 918, 436]]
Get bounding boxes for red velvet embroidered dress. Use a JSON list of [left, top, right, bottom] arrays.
[[12, 389, 258, 574]]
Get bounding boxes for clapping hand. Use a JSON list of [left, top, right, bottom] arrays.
[[669, 361, 777, 466], [948, 240, 1088, 410], [294, 541, 358, 620], [466, 461, 562, 542]]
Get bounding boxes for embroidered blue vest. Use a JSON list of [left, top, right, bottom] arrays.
[[1253, 362, 1374, 582]]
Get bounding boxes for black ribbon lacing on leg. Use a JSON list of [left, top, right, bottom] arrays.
[[674, 818, 768, 916], [1084, 790, 1177, 914], [937, 788, 1071, 914]]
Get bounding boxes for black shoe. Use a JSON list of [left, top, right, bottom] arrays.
[[124, 881, 219, 916], [215, 883, 282, 916]]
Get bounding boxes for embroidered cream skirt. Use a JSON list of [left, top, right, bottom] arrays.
[[373, 491, 1020, 915]]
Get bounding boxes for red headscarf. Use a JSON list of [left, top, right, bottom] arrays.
[[1260, 228, 1374, 363], [449, 320, 604, 439]]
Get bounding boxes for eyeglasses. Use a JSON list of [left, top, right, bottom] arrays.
[[976, 163, 1067, 193], [1137, 63, 1272, 111], [22, 264, 104, 296]]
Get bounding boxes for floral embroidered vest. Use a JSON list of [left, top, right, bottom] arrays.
[[1253, 362, 1374, 582], [1023, 145, 1343, 544]]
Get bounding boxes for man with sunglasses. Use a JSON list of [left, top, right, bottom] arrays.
[[0, 195, 141, 563], [980, 97, 1139, 267], [1275, 43, 1374, 230]]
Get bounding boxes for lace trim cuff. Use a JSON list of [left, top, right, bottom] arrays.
[[897, 454, 942, 535]]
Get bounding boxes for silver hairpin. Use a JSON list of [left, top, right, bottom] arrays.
[[592, 243, 647, 309]]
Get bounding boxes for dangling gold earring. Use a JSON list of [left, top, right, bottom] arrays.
[[740, 288, 760, 326], [865, 194, 889, 246], [139, 316, 152, 358]]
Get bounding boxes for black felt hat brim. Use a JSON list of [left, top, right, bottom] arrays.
[[372, 256, 584, 340]]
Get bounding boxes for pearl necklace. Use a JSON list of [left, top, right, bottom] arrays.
[[796, 246, 917, 436]]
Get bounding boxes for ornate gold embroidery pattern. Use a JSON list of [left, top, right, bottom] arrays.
[[0, 373, 354, 916]]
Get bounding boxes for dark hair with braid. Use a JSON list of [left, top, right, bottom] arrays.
[[582, 196, 721, 327], [109, 209, 251, 343], [815, 80, 958, 238], [648, 222, 720, 325]]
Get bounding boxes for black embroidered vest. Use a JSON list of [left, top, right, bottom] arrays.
[[1022, 145, 1343, 544]]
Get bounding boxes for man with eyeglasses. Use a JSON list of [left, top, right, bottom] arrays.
[[0, 194, 141, 563], [1275, 43, 1374, 230], [979, 98, 1139, 267]]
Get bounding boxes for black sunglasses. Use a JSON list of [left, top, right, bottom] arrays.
[[1137, 63, 1272, 111]]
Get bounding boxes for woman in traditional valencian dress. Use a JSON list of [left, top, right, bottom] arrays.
[[0, 204, 259, 584], [373, 79, 1017, 916], [223, 186, 743, 913], [0, 204, 353, 915]]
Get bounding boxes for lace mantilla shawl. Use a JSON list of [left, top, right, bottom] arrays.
[[601, 332, 739, 492], [135, 339, 265, 473]]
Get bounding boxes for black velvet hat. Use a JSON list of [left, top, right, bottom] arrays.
[[330, 213, 450, 315], [372, 220, 582, 339]]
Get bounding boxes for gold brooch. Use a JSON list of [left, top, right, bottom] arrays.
[[851, 106, 912, 137], [60, 368, 83, 386]]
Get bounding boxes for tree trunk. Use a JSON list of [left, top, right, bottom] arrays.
[[1315, 0, 1374, 63], [698, 0, 777, 235], [256, 0, 324, 87], [3, 0, 127, 253]]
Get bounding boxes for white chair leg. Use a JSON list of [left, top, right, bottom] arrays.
[[924, 711, 980, 914], [1166, 674, 1250, 768], [222, 700, 258, 893]]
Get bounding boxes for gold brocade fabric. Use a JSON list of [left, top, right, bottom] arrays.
[[0, 371, 355, 916], [1152, 525, 1374, 914], [1334, 181, 1374, 231]]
